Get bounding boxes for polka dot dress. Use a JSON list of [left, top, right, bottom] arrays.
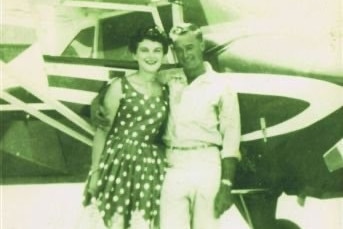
[[83, 77, 168, 228]]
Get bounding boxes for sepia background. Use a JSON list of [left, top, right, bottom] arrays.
[[1, 0, 342, 228]]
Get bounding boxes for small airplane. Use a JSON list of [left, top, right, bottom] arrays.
[[1, 1, 342, 229]]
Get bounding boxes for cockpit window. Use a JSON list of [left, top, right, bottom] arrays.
[[61, 6, 172, 61]]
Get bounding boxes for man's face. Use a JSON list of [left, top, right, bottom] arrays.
[[172, 33, 205, 71]]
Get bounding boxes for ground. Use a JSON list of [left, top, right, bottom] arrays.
[[2, 183, 342, 229]]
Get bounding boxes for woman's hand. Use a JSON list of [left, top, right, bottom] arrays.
[[87, 170, 100, 195]]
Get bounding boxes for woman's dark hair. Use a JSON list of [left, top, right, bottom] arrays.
[[128, 25, 170, 54]]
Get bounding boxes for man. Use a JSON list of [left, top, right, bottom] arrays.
[[159, 23, 241, 229], [91, 23, 241, 229]]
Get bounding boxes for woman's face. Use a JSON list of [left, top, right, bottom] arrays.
[[134, 39, 165, 74]]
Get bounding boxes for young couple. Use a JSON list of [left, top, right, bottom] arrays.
[[82, 23, 241, 229]]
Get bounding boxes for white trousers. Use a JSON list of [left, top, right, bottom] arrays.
[[160, 147, 221, 229]]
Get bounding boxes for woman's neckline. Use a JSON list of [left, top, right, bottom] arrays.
[[124, 75, 164, 99]]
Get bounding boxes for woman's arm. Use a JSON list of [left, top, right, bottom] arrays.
[[88, 78, 122, 190]]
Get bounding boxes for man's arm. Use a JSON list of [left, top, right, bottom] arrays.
[[214, 82, 241, 218]]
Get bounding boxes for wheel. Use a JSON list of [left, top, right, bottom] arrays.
[[276, 219, 302, 229]]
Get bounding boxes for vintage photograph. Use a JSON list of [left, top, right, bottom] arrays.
[[1, 0, 343, 229]]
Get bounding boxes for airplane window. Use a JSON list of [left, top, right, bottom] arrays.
[[62, 27, 94, 58], [61, 6, 172, 62]]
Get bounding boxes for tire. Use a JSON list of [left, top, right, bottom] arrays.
[[276, 219, 302, 229]]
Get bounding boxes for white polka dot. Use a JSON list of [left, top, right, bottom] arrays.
[[126, 154, 131, 160], [140, 192, 144, 198], [146, 201, 151, 207], [101, 210, 106, 217], [152, 128, 156, 133], [132, 132, 138, 137], [106, 203, 111, 209], [133, 106, 139, 112], [138, 149, 142, 154], [145, 109, 151, 115], [120, 121, 125, 126], [140, 125, 146, 130], [107, 148, 114, 154], [132, 92, 137, 96], [140, 99, 145, 104], [156, 97, 161, 102], [120, 188, 124, 194], [114, 128, 118, 133], [98, 192, 104, 198], [124, 130, 129, 135], [148, 118, 154, 124], [135, 183, 140, 189], [109, 175, 115, 181], [113, 196, 119, 202], [132, 155, 137, 161], [129, 122, 134, 127], [125, 199, 130, 205], [115, 178, 121, 184], [117, 143, 123, 149], [144, 135, 149, 141], [137, 116, 142, 121], [118, 206, 123, 213], [91, 197, 97, 204], [144, 183, 150, 190], [99, 162, 105, 168], [157, 112, 162, 118], [123, 106, 127, 110], [123, 171, 127, 177], [97, 180, 102, 186], [150, 103, 156, 109], [114, 159, 119, 164], [149, 175, 154, 181], [126, 113, 132, 118], [136, 165, 141, 171]]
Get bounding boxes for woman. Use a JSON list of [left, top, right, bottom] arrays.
[[82, 25, 170, 229]]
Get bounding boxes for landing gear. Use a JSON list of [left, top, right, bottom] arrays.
[[276, 219, 301, 229]]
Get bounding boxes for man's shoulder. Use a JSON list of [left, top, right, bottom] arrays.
[[208, 71, 232, 84], [207, 72, 239, 94]]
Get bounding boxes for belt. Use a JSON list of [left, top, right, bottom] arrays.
[[166, 143, 218, 151]]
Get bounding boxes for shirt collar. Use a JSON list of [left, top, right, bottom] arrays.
[[189, 62, 215, 85]]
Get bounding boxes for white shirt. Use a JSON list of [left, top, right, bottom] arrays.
[[163, 63, 241, 159]]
